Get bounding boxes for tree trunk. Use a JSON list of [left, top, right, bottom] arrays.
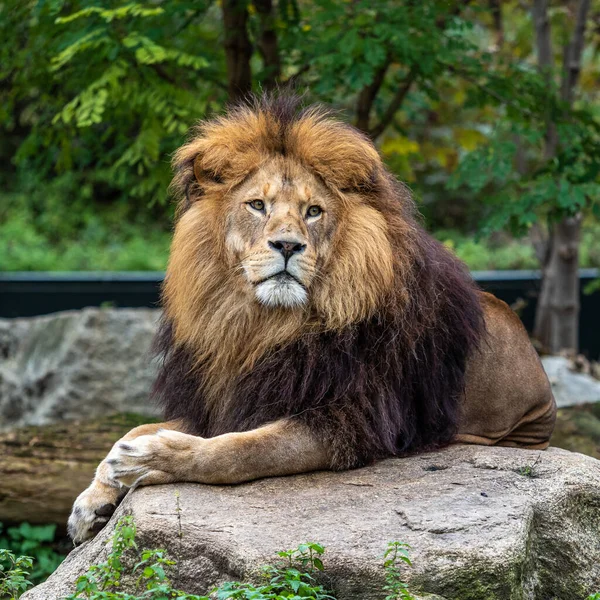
[[532, 224, 553, 348], [0, 415, 149, 528], [221, 0, 253, 103], [531, 0, 590, 354], [254, 0, 281, 90], [548, 216, 582, 353]]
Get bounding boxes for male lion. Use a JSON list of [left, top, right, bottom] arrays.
[[68, 96, 556, 543]]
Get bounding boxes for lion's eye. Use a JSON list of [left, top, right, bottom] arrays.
[[248, 200, 265, 212], [306, 205, 322, 218]]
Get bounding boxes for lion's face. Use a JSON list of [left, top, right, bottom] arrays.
[[167, 99, 404, 356], [225, 159, 335, 308]]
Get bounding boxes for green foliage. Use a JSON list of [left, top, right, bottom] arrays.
[[1, 0, 599, 274], [448, 118, 600, 237], [434, 229, 538, 271], [442, 7, 600, 240], [516, 454, 542, 479], [0, 549, 33, 600], [63, 516, 194, 599], [0, 522, 65, 586], [58, 516, 415, 600], [215, 543, 334, 600], [64, 517, 335, 600], [0, 187, 171, 271], [285, 1, 475, 100], [2, 0, 222, 210], [434, 223, 600, 272]]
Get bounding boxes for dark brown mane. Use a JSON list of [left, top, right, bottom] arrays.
[[153, 95, 485, 469]]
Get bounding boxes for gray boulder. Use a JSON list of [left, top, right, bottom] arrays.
[[0, 308, 161, 430], [542, 355, 600, 408], [23, 445, 600, 600]]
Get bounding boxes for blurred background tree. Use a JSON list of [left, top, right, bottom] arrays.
[[1, 0, 599, 353]]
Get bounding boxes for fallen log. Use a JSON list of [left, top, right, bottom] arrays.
[[0, 413, 154, 528]]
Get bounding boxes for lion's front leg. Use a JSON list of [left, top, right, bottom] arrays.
[[68, 421, 183, 544], [107, 419, 330, 488]]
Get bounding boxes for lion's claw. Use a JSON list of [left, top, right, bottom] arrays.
[[68, 486, 123, 544], [95, 503, 117, 517]]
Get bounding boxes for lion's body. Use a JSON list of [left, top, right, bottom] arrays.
[[68, 95, 556, 543], [459, 293, 556, 448]]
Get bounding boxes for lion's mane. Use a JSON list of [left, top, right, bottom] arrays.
[[153, 95, 484, 469]]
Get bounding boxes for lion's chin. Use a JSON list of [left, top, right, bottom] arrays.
[[255, 277, 307, 308]]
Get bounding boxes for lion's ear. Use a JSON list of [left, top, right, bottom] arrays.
[[193, 155, 224, 187], [171, 135, 230, 210]]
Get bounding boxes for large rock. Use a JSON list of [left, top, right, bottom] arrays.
[[0, 308, 161, 430], [543, 356, 600, 408], [24, 445, 600, 600]]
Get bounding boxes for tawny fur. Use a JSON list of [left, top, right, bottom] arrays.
[[67, 95, 556, 545]]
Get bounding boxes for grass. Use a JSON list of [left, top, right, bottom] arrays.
[[1, 188, 600, 272], [551, 403, 600, 460]]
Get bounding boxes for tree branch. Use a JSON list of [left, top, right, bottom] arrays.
[[561, 0, 591, 104], [442, 62, 534, 118], [361, 1, 469, 140], [355, 58, 391, 135], [368, 67, 417, 140], [283, 63, 310, 87], [532, 0, 553, 72], [530, 221, 551, 267], [532, 0, 557, 159], [488, 0, 504, 49]]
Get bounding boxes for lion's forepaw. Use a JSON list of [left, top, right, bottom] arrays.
[[106, 432, 193, 488], [68, 483, 123, 544]]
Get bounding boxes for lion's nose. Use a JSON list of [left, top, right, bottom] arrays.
[[268, 240, 306, 262]]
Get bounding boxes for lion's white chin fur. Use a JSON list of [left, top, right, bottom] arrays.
[[255, 277, 307, 308]]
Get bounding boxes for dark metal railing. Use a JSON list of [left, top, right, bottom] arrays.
[[1, 269, 598, 358]]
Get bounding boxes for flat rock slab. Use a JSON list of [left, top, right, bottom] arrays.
[[24, 445, 600, 600], [0, 308, 161, 429]]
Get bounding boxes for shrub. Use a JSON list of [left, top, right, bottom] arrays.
[[0, 549, 33, 600], [0, 522, 65, 586]]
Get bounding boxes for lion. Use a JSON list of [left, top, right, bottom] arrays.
[[68, 95, 556, 543]]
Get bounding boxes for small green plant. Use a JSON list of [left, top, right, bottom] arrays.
[[0, 522, 65, 585], [217, 543, 334, 600], [0, 549, 33, 600], [382, 542, 415, 600], [588, 594, 600, 600], [517, 454, 542, 478], [64, 515, 191, 600]]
